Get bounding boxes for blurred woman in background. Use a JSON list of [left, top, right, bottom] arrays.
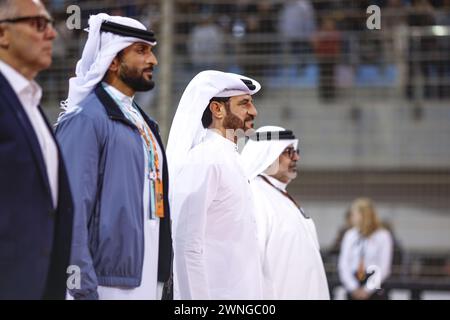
[[338, 198, 393, 300]]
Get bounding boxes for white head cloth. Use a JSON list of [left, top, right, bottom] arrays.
[[241, 126, 299, 181], [166, 70, 261, 181], [57, 13, 156, 121]]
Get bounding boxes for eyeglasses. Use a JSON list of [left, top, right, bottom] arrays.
[[0, 15, 54, 32], [282, 147, 300, 159]]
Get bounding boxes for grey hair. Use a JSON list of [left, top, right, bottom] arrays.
[[0, 0, 18, 20]]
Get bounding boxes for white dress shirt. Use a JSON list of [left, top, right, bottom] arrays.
[[251, 174, 330, 299], [338, 227, 393, 293], [0, 60, 59, 208], [172, 129, 264, 299]]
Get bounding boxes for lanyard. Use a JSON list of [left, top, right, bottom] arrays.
[[258, 174, 310, 219], [103, 84, 164, 219]]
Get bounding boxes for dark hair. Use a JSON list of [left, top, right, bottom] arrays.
[[201, 97, 230, 128], [116, 49, 125, 61], [102, 49, 125, 82]]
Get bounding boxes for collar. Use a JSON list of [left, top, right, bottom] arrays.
[[0, 59, 42, 103], [204, 129, 237, 152], [94, 82, 159, 133], [261, 173, 288, 191], [102, 82, 134, 107], [94, 82, 133, 125]]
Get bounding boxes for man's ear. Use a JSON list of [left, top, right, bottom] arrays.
[[0, 25, 10, 48], [209, 101, 225, 120], [265, 157, 280, 176], [108, 56, 121, 73]]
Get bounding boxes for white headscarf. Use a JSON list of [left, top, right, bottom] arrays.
[[57, 13, 156, 122], [166, 70, 261, 181], [241, 126, 299, 180]]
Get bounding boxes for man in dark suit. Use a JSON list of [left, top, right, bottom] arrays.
[[0, 0, 73, 299]]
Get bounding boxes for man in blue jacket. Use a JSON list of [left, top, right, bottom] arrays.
[[0, 0, 74, 299], [56, 13, 172, 300]]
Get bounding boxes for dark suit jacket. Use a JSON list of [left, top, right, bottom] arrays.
[[0, 70, 74, 299]]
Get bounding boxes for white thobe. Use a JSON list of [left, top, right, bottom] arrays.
[[172, 129, 263, 300], [250, 175, 330, 300]]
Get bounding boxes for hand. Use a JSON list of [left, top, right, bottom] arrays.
[[351, 288, 370, 300]]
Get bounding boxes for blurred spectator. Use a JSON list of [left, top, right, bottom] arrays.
[[242, 1, 279, 78], [313, 16, 342, 102], [435, 0, 450, 98], [333, 0, 367, 32], [382, 0, 408, 68], [244, 0, 278, 34], [354, 1, 383, 65], [213, 1, 236, 32], [278, 0, 317, 71], [338, 198, 393, 300], [405, 0, 438, 99], [188, 15, 225, 73], [313, 0, 342, 19], [174, 0, 200, 57], [139, 2, 161, 33], [436, 0, 450, 25], [384, 0, 408, 29]]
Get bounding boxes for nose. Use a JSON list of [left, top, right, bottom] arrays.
[[293, 152, 300, 161], [147, 51, 158, 66], [248, 102, 258, 118], [45, 24, 57, 40]]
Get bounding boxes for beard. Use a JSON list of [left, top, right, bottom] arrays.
[[287, 162, 298, 178], [119, 63, 155, 92], [223, 104, 254, 131], [223, 112, 245, 131]]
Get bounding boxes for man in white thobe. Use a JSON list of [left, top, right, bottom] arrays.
[[166, 70, 264, 300], [241, 126, 330, 300]]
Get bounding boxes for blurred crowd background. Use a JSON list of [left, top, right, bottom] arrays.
[[41, 0, 450, 299]]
